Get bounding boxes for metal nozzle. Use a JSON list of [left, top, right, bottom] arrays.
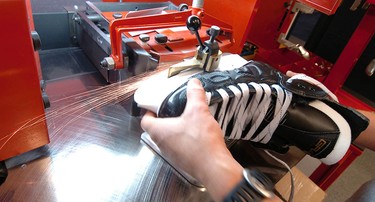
[[297, 45, 310, 60], [192, 0, 204, 9]]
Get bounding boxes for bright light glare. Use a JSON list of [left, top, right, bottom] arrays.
[[51, 144, 155, 202]]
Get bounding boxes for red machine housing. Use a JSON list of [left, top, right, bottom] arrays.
[[310, 4, 375, 190], [104, 0, 263, 54], [298, 0, 343, 15], [0, 0, 49, 161], [106, 6, 233, 69]]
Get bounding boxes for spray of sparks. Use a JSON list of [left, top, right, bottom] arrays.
[[0, 65, 170, 151]]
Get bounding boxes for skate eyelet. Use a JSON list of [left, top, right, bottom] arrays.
[[297, 83, 306, 89]]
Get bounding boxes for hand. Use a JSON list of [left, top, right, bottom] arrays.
[[285, 70, 299, 77], [141, 78, 243, 201]]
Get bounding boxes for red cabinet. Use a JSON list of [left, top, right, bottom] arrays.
[[0, 0, 49, 161]]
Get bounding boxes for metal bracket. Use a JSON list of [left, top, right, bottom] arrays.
[[168, 48, 222, 77], [366, 59, 375, 76], [292, 2, 315, 14], [277, 33, 310, 60]]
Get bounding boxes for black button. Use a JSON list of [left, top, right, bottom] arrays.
[[139, 34, 150, 42], [155, 34, 168, 44]]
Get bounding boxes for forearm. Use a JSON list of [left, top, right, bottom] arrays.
[[354, 110, 375, 151]]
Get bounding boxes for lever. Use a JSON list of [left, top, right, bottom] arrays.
[[186, 15, 205, 50], [205, 26, 220, 55], [208, 26, 220, 44], [202, 26, 221, 70]]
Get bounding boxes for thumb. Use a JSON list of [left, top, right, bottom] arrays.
[[184, 78, 209, 112]]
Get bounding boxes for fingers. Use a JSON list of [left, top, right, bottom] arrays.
[[140, 111, 156, 132], [286, 70, 298, 77], [141, 78, 208, 145], [141, 78, 206, 132], [141, 111, 180, 144], [141, 111, 166, 144], [187, 78, 206, 101]]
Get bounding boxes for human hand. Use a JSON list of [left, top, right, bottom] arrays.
[[285, 70, 299, 77], [354, 110, 375, 151], [141, 78, 243, 201]]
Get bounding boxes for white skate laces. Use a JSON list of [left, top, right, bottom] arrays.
[[207, 73, 336, 144], [207, 82, 292, 143]]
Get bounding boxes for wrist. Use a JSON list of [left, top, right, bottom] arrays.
[[198, 152, 243, 201], [224, 169, 275, 202]]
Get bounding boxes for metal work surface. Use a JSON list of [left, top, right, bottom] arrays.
[[0, 48, 304, 201]]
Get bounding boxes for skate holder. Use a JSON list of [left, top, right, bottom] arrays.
[[168, 15, 222, 77]]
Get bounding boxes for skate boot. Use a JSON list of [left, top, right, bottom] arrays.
[[135, 60, 369, 165]]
